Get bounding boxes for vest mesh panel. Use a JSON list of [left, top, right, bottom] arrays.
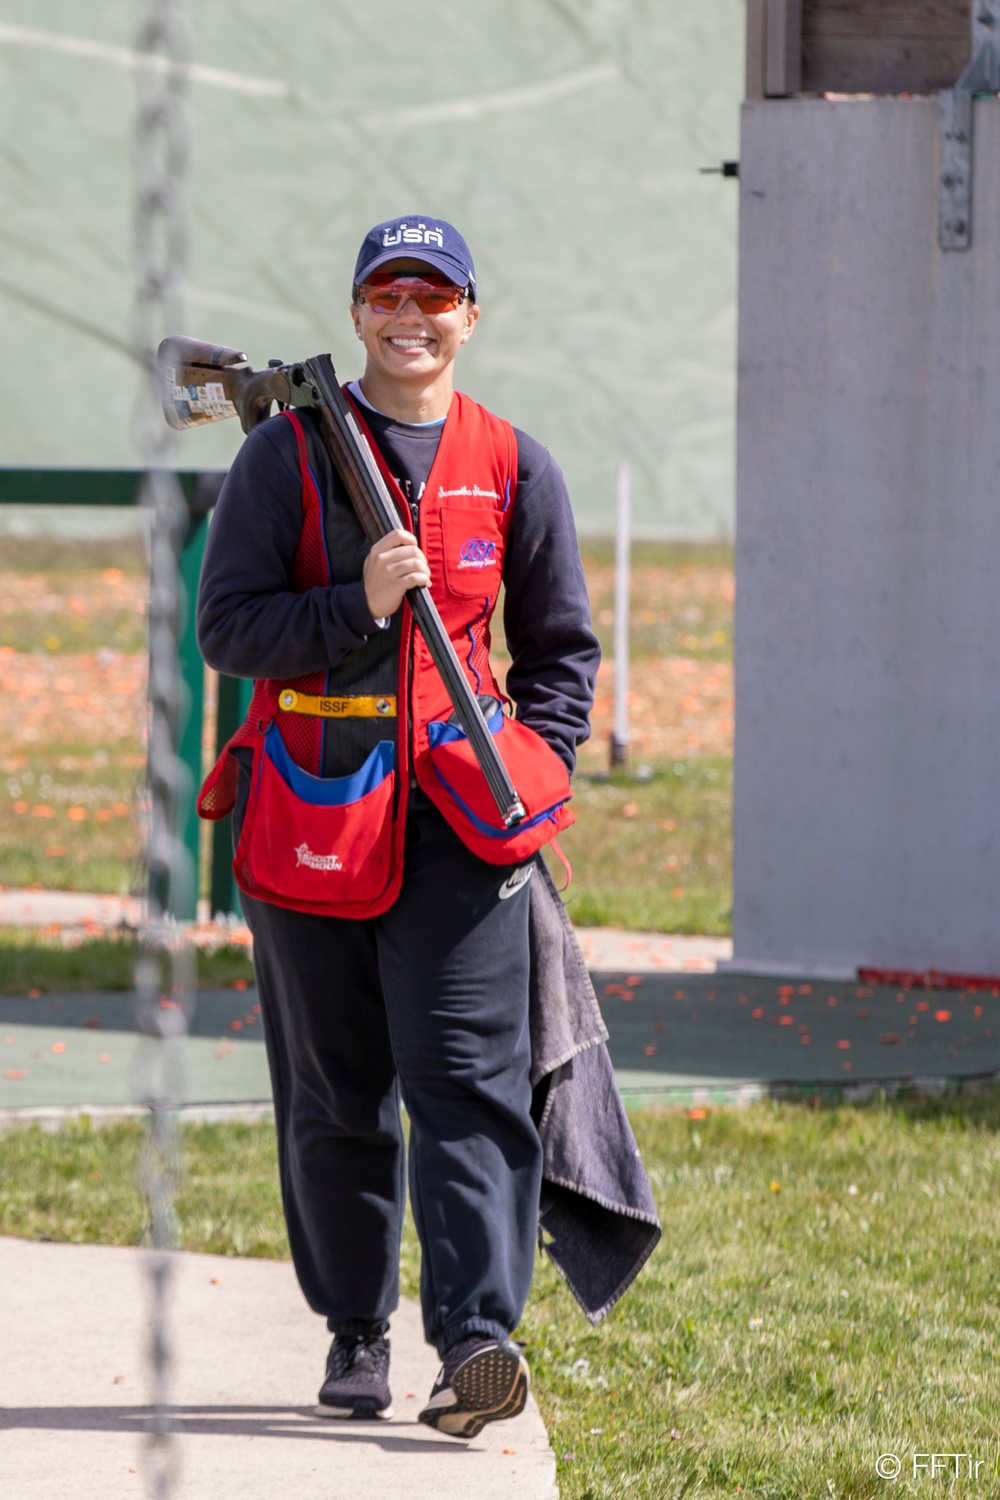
[[467, 610, 499, 699]]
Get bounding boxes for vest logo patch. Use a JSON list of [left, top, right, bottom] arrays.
[[458, 538, 498, 570], [375, 698, 393, 715], [294, 843, 343, 872]]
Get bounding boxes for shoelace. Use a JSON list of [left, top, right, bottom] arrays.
[[330, 1333, 389, 1380]]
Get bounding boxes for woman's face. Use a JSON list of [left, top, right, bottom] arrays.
[[350, 257, 479, 388]]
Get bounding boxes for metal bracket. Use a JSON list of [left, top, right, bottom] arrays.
[[939, 0, 1000, 251], [940, 89, 973, 249]]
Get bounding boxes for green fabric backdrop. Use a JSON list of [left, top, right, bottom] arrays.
[[0, 1, 742, 534]]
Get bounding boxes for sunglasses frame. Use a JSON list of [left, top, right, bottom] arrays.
[[355, 275, 470, 315]]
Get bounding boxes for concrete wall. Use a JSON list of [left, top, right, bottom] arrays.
[[732, 97, 1000, 977]]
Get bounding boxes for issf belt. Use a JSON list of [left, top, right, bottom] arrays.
[[277, 689, 397, 718]]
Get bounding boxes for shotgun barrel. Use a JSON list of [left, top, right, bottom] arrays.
[[157, 337, 526, 829], [301, 354, 526, 829]]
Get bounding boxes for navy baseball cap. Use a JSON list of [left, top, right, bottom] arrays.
[[353, 215, 476, 299]]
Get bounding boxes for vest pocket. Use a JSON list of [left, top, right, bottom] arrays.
[[422, 708, 575, 863], [234, 728, 396, 908], [439, 505, 505, 599]]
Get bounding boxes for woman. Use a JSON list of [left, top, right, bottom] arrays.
[[197, 214, 599, 1438]]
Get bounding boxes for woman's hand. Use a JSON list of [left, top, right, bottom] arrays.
[[363, 530, 432, 619]]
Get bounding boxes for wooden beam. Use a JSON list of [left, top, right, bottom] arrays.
[[800, 0, 970, 92], [750, 0, 972, 99], [802, 1, 968, 39], [801, 35, 971, 91]]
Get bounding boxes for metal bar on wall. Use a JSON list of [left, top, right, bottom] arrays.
[[746, 0, 767, 99], [0, 470, 145, 505], [939, 0, 1000, 250], [0, 468, 223, 504], [765, 0, 802, 97]]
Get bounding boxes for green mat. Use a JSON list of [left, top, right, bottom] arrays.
[[3, 972, 997, 1112], [595, 972, 1000, 1106], [0, 989, 269, 1109]]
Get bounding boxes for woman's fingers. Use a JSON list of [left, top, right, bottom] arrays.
[[392, 569, 432, 591], [363, 532, 432, 617], [383, 548, 430, 579], [370, 528, 418, 555]]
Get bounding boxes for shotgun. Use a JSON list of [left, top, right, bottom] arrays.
[[158, 336, 526, 828]]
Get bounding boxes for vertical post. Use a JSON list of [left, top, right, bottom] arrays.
[[132, 6, 193, 1491], [165, 471, 224, 921], [209, 674, 253, 917], [610, 461, 631, 770], [173, 488, 207, 921]]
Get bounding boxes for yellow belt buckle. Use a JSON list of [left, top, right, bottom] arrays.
[[277, 689, 396, 718]]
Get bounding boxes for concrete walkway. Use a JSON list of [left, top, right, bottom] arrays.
[[0, 888, 144, 929], [0, 1236, 558, 1500], [0, 886, 732, 973]]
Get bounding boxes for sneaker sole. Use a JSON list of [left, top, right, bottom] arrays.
[[418, 1344, 529, 1441], [315, 1401, 394, 1421]]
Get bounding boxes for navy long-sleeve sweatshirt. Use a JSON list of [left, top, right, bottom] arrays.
[[197, 391, 600, 773]]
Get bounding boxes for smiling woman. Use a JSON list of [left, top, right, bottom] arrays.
[[194, 210, 604, 1439], [348, 225, 481, 425]]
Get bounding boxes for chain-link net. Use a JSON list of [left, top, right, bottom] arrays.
[[132, 4, 195, 1496]]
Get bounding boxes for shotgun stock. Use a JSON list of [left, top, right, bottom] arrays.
[[157, 337, 526, 829]]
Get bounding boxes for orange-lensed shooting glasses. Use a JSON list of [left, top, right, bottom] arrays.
[[356, 270, 469, 315]]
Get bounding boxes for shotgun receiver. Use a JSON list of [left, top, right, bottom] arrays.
[[158, 336, 526, 829]]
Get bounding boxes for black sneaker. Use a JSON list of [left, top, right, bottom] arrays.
[[316, 1331, 392, 1420], [417, 1336, 529, 1440]]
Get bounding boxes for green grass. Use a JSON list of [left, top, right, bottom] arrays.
[[0, 741, 733, 986], [0, 929, 255, 994], [0, 742, 144, 894], [4, 1095, 1000, 1496], [0, 610, 146, 656], [0, 1118, 280, 1256], [579, 539, 734, 663], [0, 538, 735, 930], [0, 536, 147, 655], [550, 758, 732, 934], [0, 537, 147, 575], [0, 751, 734, 943]]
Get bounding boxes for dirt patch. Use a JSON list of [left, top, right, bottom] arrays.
[[0, 567, 146, 655], [578, 656, 733, 771], [584, 557, 734, 662], [0, 646, 732, 768], [0, 649, 146, 749]]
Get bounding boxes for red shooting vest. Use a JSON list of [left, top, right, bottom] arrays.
[[198, 390, 574, 920]]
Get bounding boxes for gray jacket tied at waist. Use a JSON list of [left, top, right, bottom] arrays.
[[529, 857, 661, 1323]]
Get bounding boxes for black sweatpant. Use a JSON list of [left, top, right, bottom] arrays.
[[238, 780, 542, 1357]]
